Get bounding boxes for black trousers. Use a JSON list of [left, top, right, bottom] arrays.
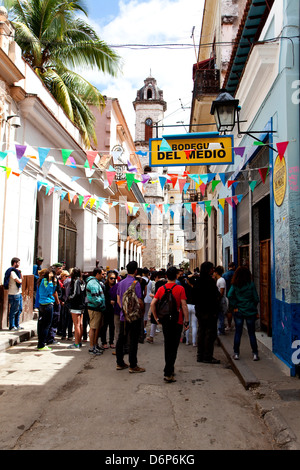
[[196, 313, 218, 361], [162, 321, 183, 377], [116, 318, 141, 368]]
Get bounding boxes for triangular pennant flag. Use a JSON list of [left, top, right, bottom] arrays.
[[253, 141, 265, 146], [200, 174, 209, 185], [205, 201, 212, 217], [98, 197, 105, 209], [150, 204, 156, 214], [184, 150, 191, 160], [183, 182, 190, 193], [71, 176, 81, 182], [73, 194, 78, 205], [83, 195, 91, 207], [60, 191, 67, 201], [237, 194, 243, 203], [226, 197, 234, 207], [106, 170, 116, 186], [133, 206, 139, 216], [89, 198, 96, 209], [86, 151, 98, 170], [18, 156, 29, 172], [157, 204, 163, 214], [66, 156, 76, 168], [212, 180, 221, 192], [169, 210, 175, 219], [228, 180, 237, 188], [234, 147, 246, 158], [0, 151, 7, 161], [258, 167, 268, 184], [189, 174, 200, 183], [218, 173, 227, 186], [249, 181, 257, 192], [141, 174, 151, 184], [170, 175, 178, 188], [5, 167, 11, 179], [191, 202, 197, 214], [38, 147, 50, 167], [78, 195, 84, 206], [276, 141, 289, 161], [159, 176, 167, 190], [160, 138, 172, 152], [126, 172, 135, 190], [218, 198, 226, 209], [15, 144, 27, 161], [61, 149, 73, 165], [232, 196, 238, 205], [164, 204, 170, 214], [200, 183, 206, 196], [135, 150, 147, 156], [185, 203, 191, 213], [178, 178, 187, 193]]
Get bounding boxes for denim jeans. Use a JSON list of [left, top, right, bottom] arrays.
[[233, 314, 258, 355], [38, 303, 54, 348], [8, 294, 22, 329]]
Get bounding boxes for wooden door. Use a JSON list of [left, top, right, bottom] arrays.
[[260, 239, 271, 335]]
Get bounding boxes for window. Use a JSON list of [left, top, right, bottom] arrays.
[[59, 211, 77, 269], [147, 88, 152, 99]]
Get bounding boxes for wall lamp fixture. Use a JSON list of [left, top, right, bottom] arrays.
[[210, 89, 276, 150], [6, 114, 21, 128]]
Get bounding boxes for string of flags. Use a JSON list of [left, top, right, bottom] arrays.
[[0, 139, 290, 217]]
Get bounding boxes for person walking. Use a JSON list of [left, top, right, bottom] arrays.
[[116, 261, 145, 373], [150, 266, 189, 383], [33, 256, 43, 310], [227, 266, 260, 361], [86, 268, 106, 356], [37, 268, 56, 350], [5, 257, 23, 331], [46, 263, 63, 345], [194, 261, 221, 364], [66, 268, 86, 350]]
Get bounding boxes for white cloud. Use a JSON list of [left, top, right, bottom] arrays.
[[82, 0, 204, 139]]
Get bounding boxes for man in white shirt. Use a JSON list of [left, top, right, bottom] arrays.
[[7, 257, 23, 331]]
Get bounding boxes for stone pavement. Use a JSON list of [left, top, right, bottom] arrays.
[[1, 319, 300, 450]]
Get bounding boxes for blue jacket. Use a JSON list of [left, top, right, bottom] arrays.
[[38, 278, 56, 305]]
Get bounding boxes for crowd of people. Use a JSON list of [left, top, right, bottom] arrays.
[[6, 256, 261, 382]]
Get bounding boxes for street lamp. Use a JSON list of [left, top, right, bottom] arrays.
[[211, 89, 276, 149], [210, 89, 239, 133]]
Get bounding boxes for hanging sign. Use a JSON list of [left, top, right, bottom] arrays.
[[149, 133, 234, 167], [273, 154, 287, 206]]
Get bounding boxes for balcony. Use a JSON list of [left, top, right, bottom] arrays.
[[193, 68, 220, 101]]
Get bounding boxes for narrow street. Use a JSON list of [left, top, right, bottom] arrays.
[[0, 326, 277, 451]]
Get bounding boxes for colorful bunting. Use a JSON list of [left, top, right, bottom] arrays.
[[15, 145, 27, 161], [86, 151, 98, 170], [61, 149, 73, 165], [276, 141, 289, 161], [38, 147, 50, 167], [258, 167, 268, 184]]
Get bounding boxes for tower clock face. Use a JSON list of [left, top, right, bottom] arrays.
[[145, 118, 153, 126]]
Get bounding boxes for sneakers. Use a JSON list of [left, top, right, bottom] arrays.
[[253, 353, 259, 361], [89, 347, 102, 356], [164, 375, 176, 383], [233, 353, 239, 360], [68, 343, 80, 350], [116, 363, 129, 370], [129, 366, 146, 373], [37, 345, 52, 351], [146, 337, 153, 343]]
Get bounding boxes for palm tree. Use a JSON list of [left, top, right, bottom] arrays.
[[4, 0, 121, 146]]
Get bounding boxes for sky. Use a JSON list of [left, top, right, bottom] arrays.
[[80, 0, 204, 139]]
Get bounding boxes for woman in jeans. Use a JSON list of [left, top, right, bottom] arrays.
[[37, 268, 57, 351], [227, 266, 259, 361]]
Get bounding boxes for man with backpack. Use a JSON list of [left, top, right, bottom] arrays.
[[116, 261, 145, 373], [151, 266, 189, 383], [86, 268, 106, 356]]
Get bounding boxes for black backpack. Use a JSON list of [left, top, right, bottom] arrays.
[[157, 285, 179, 324]]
